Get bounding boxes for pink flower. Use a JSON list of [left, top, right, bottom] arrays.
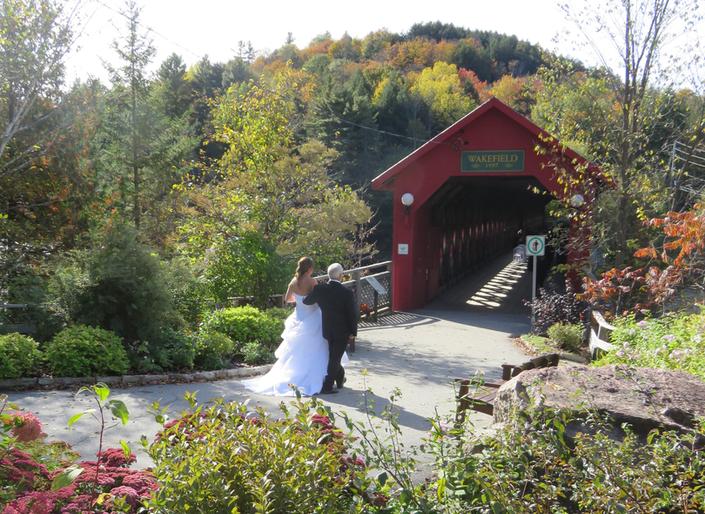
[[97, 447, 136, 468], [121, 471, 159, 493], [110, 485, 140, 506], [311, 414, 332, 428], [59, 494, 93, 513], [8, 411, 46, 442]]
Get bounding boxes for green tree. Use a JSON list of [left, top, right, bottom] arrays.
[[561, 0, 701, 264], [307, 68, 381, 187], [0, 0, 72, 176], [103, 0, 155, 230], [97, 1, 195, 244], [452, 38, 493, 82], [154, 53, 191, 118], [180, 69, 373, 304]]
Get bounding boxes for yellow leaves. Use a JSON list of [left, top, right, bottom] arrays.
[[410, 62, 475, 127], [489, 75, 527, 108]]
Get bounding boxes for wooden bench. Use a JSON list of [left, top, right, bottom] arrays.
[[455, 353, 560, 423]]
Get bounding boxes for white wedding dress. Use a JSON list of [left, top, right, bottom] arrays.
[[242, 294, 348, 396]]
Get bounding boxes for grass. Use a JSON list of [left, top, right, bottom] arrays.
[[516, 333, 562, 355]]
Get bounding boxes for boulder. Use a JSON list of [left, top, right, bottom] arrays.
[[494, 364, 705, 439]]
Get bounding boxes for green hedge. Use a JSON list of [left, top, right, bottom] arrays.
[[45, 325, 130, 377], [195, 330, 235, 370], [201, 306, 283, 355], [0, 333, 41, 379]]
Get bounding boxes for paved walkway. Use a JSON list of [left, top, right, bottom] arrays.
[[8, 255, 530, 469]]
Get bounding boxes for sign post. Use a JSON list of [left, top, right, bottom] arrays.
[[526, 235, 546, 329]]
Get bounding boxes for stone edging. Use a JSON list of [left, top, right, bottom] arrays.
[[0, 364, 273, 392]]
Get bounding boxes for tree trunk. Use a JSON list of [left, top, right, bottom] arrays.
[[131, 72, 140, 229]]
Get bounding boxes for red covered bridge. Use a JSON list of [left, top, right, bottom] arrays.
[[371, 97, 599, 312]]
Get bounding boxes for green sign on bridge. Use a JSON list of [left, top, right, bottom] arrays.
[[461, 150, 525, 172]]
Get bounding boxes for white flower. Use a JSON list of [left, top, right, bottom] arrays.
[[670, 349, 691, 361], [662, 334, 676, 343]]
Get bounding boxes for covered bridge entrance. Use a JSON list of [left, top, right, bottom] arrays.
[[372, 98, 597, 312]]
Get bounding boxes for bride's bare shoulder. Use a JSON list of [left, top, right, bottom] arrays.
[[302, 276, 317, 294]]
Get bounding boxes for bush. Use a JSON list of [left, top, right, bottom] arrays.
[[162, 257, 208, 329], [0, 333, 42, 379], [147, 398, 363, 513], [547, 322, 584, 353], [525, 288, 585, 335], [415, 408, 705, 512], [2, 272, 62, 341], [595, 310, 705, 380], [204, 231, 290, 308], [45, 325, 129, 377], [194, 330, 235, 370], [266, 306, 293, 321], [241, 340, 275, 365], [47, 223, 181, 345], [2, 441, 155, 512], [148, 328, 196, 371], [202, 306, 283, 354], [361, 401, 705, 513]]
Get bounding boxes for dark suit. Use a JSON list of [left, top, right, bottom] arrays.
[[304, 280, 357, 391]]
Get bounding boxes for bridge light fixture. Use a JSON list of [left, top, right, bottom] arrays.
[[570, 193, 585, 208], [401, 192, 414, 210]]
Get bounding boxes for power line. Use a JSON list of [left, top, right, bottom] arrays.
[[90, 0, 203, 59]]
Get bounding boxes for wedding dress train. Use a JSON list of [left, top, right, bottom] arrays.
[[242, 294, 348, 396]]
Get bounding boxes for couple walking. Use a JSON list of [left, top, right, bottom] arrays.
[[243, 257, 357, 396]]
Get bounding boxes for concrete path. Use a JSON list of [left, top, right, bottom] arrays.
[[8, 256, 531, 469]]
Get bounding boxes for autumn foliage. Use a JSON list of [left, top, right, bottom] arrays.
[[582, 204, 705, 317]]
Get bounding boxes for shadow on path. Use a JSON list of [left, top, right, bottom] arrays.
[[321, 388, 432, 433]]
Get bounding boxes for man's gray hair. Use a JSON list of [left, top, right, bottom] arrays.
[[327, 263, 344, 281]]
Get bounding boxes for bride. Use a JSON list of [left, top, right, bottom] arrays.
[[242, 257, 348, 396]]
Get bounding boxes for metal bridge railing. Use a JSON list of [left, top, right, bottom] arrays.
[[230, 261, 394, 321], [317, 261, 393, 321]]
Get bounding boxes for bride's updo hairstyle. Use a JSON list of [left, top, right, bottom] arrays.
[[295, 257, 314, 279]]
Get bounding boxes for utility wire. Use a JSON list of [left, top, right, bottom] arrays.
[[90, 0, 204, 59]]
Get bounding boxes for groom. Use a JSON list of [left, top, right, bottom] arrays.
[[304, 263, 357, 394]]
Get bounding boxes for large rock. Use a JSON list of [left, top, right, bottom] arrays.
[[494, 365, 705, 438]]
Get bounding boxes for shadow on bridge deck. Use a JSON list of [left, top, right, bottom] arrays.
[[428, 253, 531, 313]]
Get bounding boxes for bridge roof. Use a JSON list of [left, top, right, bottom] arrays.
[[371, 96, 599, 191]]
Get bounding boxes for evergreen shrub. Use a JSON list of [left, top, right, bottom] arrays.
[[148, 328, 196, 371], [45, 325, 129, 377]]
